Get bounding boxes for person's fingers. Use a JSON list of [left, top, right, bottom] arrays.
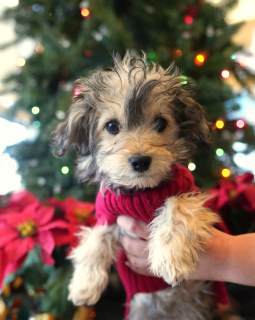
[[120, 235, 148, 258], [125, 254, 152, 277], [117, 215, 149, 240]]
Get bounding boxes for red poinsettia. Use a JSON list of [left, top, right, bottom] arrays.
[[208, 172, 255, 212], [0, 197, 70, 288], [48, 197, 96, 247]]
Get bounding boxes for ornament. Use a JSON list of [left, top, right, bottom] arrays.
[[29, 314, 55, 320], [72, 306, 96, 320], [215, 119, 225, 130], [220, 69, 230, 79], [194, 52, 207, 67], [0, 298, 7, 320]]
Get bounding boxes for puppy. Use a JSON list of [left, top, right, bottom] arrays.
[[52, 51, 224, 320]]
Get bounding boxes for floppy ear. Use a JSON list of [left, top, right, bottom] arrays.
[[51, 80, 97, 157], [172, 91, 210, 145]]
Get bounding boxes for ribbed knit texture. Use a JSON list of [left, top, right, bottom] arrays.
[[95, 164, 229, 314]]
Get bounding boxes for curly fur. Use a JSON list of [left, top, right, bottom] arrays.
[[51, 51, 227, 319]]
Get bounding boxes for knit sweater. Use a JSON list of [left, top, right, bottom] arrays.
[[95, 164, 228, 312]]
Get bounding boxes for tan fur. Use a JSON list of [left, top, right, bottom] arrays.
[[68, 225, 118, 305], [148, 193, 219, 285], [52, 52, 221, 319]]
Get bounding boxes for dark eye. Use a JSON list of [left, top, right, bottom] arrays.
[[105, 120, 120, 135], [154, 117, 167, 132]]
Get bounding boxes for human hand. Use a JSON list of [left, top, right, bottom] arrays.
[[117, 215, 232, 283], [117, 215, 153, 277]]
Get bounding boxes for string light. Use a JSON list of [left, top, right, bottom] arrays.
[[31, 106, 40, 115], [184, 15, 193, 25], [194, 52, 207, 67], [216, 148, 224, 157], [35, 43, 44, 54], [215, 119, 225, 130], [188, 162, 196, 171], [73, 86, 82, 97], [235, 119, 245, 129], [221, 69, 230, 79], [16, 57, 26, 67], [147, 51, 157, 62], [180, 75, 188, 85], [221, 168, 231, 178], [80, 7, 91, 18], [173, 48, 183, 58], [61, 166, 69, 175]]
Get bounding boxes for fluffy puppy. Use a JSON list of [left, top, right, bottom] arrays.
[[52, 51, 222, 320]]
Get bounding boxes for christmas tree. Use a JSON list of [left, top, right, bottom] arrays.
[[1, 0, 255, 319]]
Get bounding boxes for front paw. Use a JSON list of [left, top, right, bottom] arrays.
[[68, 267, 109, 306], [148, 195, 218, 285]]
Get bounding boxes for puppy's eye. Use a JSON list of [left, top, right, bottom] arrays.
[[105, 120, 120, 135], [154, 117, 167, 133]]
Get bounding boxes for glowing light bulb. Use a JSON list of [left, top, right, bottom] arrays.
[[216, 148, 224, 157], [221, 168, 231, 178], [236, 119, 245, 129], [184, 15, 193, 25], [61, 166, 69, 175], [80, 7, 91, 18], [188, 162, 196, 171], [16, 57, 26, 67], [215, 119, 225, 130], [221, 69, 230, 79], [31, 106, 40, 115], [194, 53, 206, 66]]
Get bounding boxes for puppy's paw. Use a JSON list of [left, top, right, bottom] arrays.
[[68, 266, 108, 306], [148, 194, 219, 285]]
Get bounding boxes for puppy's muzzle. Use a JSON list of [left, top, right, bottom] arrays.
[[128, 155, 151, 172]]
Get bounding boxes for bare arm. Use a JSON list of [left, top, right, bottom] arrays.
[[117, 215, 255, 286]]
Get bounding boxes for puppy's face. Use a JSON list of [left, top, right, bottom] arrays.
[[52, 52, 209, 190]]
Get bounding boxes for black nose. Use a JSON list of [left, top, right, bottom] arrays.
[[128, 156, 151, 172]]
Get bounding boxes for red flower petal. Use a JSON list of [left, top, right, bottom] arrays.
[[38, 231, 55, 265], [0, 224, 18, 247], [5, 237, 34, 263]]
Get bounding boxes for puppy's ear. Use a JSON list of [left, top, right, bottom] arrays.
[[51, 81, 96, 157], [172, 92, 210, 145]]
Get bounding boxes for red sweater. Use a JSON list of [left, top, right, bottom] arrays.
[[95, 164, 228, 312]]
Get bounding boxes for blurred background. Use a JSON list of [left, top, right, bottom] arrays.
[[0, 0, 255, 319]]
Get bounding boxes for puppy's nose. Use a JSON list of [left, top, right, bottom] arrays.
[[128, 156, 151, 172]]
